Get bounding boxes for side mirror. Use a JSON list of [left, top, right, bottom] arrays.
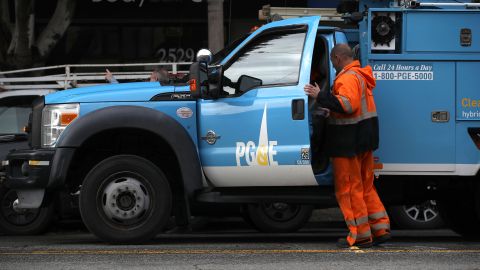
[[237, 75, 262, 93], [189, 62, 208, 98], [189, 63, 224, 99], [196, 49, 212, 65]]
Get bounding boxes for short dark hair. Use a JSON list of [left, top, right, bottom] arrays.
[[152, 67, 169, 83], [331, 44, 353, 59]]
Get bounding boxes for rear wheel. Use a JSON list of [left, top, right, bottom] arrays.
[[79, 155, 172, 243], [388, 200, 444, 229], [244, 202, 313, 233], [0, 186, 54, 235]]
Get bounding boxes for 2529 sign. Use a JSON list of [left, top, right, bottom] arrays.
[[155, 48, 195, 63]]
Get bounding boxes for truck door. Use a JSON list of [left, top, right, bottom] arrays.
[[198, 17, 320, 187]]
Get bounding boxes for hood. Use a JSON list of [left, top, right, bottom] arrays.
[[45, 82, 176, 104], [344, 60, 376, 90]]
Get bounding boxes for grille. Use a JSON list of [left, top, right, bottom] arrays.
[[30, 97, 45, 149]]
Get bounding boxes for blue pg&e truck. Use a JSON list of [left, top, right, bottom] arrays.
[[3, 0, 480, 242]]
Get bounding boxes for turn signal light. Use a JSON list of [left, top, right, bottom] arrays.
[[189, 79, 197, 92], [60, 112, 78, 126]]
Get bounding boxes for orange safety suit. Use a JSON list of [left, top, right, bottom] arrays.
[[316, 60, 390, 246]]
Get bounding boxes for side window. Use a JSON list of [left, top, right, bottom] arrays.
[[222, 28, 307, 96]]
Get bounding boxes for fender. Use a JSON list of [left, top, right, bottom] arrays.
[[49, 105, 203, 197]]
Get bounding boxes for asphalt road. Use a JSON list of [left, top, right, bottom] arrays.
[[0, 219, 479, 270]]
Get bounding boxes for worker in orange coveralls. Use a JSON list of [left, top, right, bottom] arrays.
[[304, 44, 391, 248]]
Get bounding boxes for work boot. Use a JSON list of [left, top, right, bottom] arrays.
[[373, 233, 391, 246], [337, 238, 373, 249]]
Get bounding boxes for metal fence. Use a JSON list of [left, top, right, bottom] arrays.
[[0, 62, 192, 91]]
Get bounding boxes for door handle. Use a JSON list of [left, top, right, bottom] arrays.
[[292, 99, 305, 120], [431, 111, 449, 122]]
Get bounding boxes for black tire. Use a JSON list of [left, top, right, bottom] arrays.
[[0, 186, 54, 235], [438, 192, 480, 240], [79, 155, 172, 243], [388, 200, 444, 230], [244, 202, 313, 233]]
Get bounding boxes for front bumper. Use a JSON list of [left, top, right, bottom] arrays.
[[5, 149, 55, 189]]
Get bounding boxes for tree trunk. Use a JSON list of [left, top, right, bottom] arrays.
[[207, 0, 224, 54], [36, 0, 76, 60], [6, 0, 34, 69], [1, 0, 76, 71], [0, 0, 12, 64]]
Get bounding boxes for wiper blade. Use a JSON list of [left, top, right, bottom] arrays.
[[0, 133, 28, 142], [0, 134, 15, 142]]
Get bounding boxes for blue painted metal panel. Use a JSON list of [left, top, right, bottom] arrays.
[[372, 60, 456, 165], [198, 87, 311, 167], [457, 62, 480, 121], [405, 11, 480, 53], [45, 82, 173, 104], [368, 54, 480, 61], [73, 101, 198, 145], [456, 62, 480, 166]]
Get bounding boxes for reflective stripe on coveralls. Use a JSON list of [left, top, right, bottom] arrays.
[[369, 211, 388, 220], [328, 71, 377, 125]]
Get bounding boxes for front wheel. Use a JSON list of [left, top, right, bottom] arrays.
[[79, 155, 172, 243], [0, 186, 54, 235], [244, 202, 313, 233]]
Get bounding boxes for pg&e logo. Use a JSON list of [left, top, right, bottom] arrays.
[[235, 105, 278, 167]]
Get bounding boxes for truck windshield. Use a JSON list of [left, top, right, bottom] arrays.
[[0, 96, 36, 135], [211, 34, 250, 65]]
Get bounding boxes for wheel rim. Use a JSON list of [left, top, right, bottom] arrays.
[[0, 189, 40, 226], [98, 172, 153, 227], [403, 200, 439, 223], [260, 202, 301, 222]]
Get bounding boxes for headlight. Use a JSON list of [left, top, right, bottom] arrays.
[[41, 103, 79, 148]]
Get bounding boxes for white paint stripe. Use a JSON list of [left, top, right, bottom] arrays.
[[378, 164, 479, 176], [203, 165, 318, 187]]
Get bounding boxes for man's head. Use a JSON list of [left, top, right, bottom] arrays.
[[330, 44, 354, 73], [150, 67, 169, 84]]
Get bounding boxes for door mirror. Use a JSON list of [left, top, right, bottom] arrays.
[[237, 75, 262, 93], [189, 62, 208, 98], [189, 63, 224, 99]]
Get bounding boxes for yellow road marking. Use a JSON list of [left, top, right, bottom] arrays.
[[0, 249, 479, 255]]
